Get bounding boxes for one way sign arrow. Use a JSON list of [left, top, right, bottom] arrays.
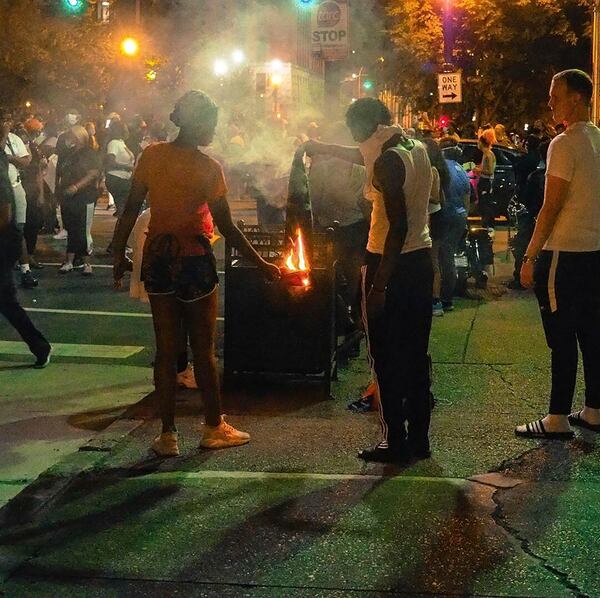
[[442, 92, 457, 100]]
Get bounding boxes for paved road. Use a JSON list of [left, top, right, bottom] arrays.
[[1, 211, 599, 596]]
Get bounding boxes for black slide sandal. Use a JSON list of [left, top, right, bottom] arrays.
[[568, 411, 600, 433], [515, 419, 574, 440]]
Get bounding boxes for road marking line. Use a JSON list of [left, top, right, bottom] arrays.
[[24, 307, 224, 321], [41, 263, 226, 275], [146, 470, 466, 484], [0, 340, 144, 359]]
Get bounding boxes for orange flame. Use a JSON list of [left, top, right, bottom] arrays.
[[283, 228, 311, 288], [284, 228, 310, 273]]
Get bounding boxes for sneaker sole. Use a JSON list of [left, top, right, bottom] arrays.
[[151, 445, 180, 457], [199, 437, 250, 449]]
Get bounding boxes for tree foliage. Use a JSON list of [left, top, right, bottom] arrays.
[[385, 0, 593, 126], [0, 0, 116, 109]]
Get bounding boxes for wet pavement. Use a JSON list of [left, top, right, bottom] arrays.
[[0, 211, 598, 597]]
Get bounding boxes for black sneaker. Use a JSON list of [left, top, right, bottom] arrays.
[[21, 271, 39, 289], [33, 345, 52, 369], [507, 279, 526, 290], [72, 257, 84, 270], [358, 442, 410, 464], [441, 300, 454, 312]]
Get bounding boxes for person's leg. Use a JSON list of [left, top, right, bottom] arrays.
[[440, 212, 466, 305], [182, 291, 221, 427], [430, 238, 442, 312], [149, 294, 182, 433], [516, 251, 574, 436], [0, 266, 50, 362], [574, 253, 600, 424]]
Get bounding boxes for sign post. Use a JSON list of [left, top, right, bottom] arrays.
[[438, 72, 462, 104], [311, 0, 349, 61]]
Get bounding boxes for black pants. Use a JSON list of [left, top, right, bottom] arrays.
[[362, 249, 433, 451], [0, 264, 49, 357], [62, 199, 89, 257], [511, 213, 536, 283], [534, 250, 600, 415], [24, 199, 43, 256], [477, 178, 496, 228], [106, 174, 131, 218]]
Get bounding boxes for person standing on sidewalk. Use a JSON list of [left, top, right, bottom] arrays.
[[0, 121, 51, 368], [306, 98, 434, 463], [516, 69, 600, 439], [113, 90, 279, 458]]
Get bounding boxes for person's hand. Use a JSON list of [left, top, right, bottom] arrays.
[[366, 287, 385, 320], [260, 260, 281, 281], [113, 254, 133, 290], [520, 260, 535, 289], [64, 184, 78, 197]]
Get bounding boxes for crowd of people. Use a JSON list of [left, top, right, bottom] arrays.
[[2, 67, 600, 460]]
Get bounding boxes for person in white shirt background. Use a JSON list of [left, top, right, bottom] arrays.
[[104, 119, 135, 220], [0, 108, 37, 289]]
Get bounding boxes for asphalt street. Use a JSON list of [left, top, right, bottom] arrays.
[[0, 208, 599, 597]]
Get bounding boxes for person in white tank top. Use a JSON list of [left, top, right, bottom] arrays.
[[305, 98, 434, 464]]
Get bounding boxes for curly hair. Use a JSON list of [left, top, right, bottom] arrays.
[[170, 90, 218, 130], [345, 98, 392, 131]]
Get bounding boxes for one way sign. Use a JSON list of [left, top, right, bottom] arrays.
[[438, 72, 462, 104]]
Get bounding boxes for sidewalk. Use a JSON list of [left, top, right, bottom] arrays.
[[1, 285, 599, 597]]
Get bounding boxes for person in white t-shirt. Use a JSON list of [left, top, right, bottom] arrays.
[[104, 119, 135, 218], [516, 69, 600, 440], [0, 108, 37, 289]]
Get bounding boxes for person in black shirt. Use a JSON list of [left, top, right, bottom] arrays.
[[0, 121, 51, 367], [509, 141, 548, 289], [56, 126, 100, 276]]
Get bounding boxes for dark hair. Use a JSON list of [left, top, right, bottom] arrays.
[[149, 121, 167, 142], [441, 145, 463, 163], [553, 69, 593, 103], [422, 138, 450, 193], [345, 98, 392, 131], [171, 90, 218, 130], [108, 119, 129, 141]]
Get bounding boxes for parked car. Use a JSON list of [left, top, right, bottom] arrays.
[[458, 140, 524, 218]]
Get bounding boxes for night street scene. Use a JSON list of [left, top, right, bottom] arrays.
[[2, 0, 600, 596]]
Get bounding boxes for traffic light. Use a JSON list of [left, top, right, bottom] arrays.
[[439, 115, 450, 128], [363, 80, 374, 91], [121, 37, 140, 57], [63, 0, 87, 14]]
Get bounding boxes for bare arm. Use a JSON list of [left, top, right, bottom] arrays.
[[305, 140, 364, 165], [7, 154, 31, 169], [112, 177, 147, 255], [209, 197, 278, 277], [524, 175, 569, 258], [371, 151, 408, 292]]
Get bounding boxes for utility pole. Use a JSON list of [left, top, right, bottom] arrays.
[[135, 0, 141, 25], [593, 0, 600, 124]]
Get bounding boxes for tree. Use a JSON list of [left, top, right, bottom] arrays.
[[0, 0, 116, 110], [385, 0, 593, 127]]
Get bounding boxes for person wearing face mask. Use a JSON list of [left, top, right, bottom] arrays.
[[305, 98, 434, 464], [112, 90, 280, 457], [53, 110, 82, 241], [56, 126, 100, 276]]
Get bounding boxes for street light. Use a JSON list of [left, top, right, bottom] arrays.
[[213, 58, 229, 77], [121, 37, 139, 57], [231, 49, 246, 65]]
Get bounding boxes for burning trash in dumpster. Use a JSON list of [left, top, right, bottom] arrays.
[[282, 227, 311, 289]]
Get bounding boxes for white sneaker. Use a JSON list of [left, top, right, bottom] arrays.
[[151, 432, 180, 457], [177, 364, 198, 389], [53, 229, 68, 240], [59, 262, 73, 274], [200, 417, 250, 449], [82, 263, 93, 276]]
